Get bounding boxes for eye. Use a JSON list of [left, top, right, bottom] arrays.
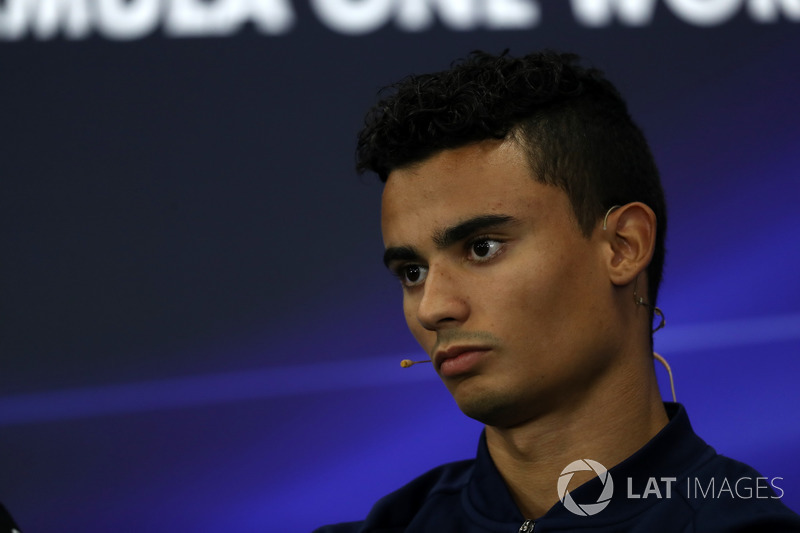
[[397, 264, 428, 287], [468, 238, 503, 262]]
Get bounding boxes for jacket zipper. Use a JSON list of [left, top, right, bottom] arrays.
[[518, 519, 535, 532]]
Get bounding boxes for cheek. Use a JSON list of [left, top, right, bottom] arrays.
[[507, 251, 603, 345], [487, 256, 573, 329]]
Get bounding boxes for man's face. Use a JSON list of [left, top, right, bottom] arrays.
[[381, 139, 618, 428]]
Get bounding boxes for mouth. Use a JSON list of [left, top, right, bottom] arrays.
[[434, 345, 491, 377]]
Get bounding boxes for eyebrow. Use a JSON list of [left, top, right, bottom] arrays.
[[382, 245, 422, 269], [383, 214, 517, 268]]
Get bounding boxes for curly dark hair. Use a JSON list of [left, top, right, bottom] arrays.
[[357, 50, 667, 328]]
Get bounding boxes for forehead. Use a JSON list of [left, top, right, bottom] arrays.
[[385, 138, 530, 197], [381, 139, 556, 242]]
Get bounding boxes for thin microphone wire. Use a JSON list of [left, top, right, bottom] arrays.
[[400, 352, 678, 402], [653, 352, 677, 402], [400, 354, 677, 402]]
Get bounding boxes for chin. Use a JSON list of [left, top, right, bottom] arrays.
[[456, 389, 524, 428]]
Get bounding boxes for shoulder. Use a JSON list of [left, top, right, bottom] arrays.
[[591, 404, 800, 532], [312, 458, 474, 533], [677, 453, 800, 532]]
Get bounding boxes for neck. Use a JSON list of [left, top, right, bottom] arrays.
[[484, 351, 668, 519]]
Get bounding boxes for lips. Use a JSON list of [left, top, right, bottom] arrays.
[[434, 345, 490, 377]]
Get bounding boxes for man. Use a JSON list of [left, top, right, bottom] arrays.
[[315, 51, 800, 532]]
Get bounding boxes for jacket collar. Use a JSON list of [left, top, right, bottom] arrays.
[[466, 403, 713, 529]]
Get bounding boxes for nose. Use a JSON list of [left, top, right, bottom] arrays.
[[415, 265, 470, 331]]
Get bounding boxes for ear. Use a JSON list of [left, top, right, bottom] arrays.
[[602, 202, 657, 288]]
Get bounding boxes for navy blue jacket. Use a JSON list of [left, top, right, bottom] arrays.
[[0, 503, 19, 532], [315, 404, 800, 532]]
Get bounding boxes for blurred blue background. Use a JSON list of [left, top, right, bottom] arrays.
[[1, 1, 799, 531]]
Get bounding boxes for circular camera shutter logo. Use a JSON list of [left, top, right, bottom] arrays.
[[557, 459, 614, 516]]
